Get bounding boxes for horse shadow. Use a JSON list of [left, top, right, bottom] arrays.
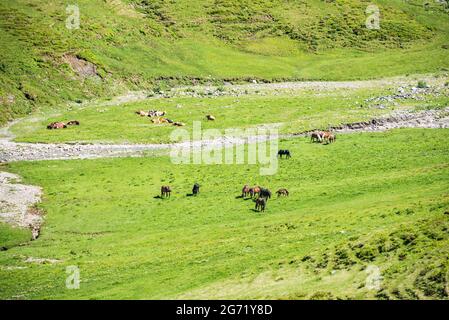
[[153, 195, 162, 199]]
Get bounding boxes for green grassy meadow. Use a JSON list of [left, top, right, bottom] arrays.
[[10, 85, 449, 144], [9, 87, 392, 143], [1, 129, 448, 299], [1, 0, 449, 301]]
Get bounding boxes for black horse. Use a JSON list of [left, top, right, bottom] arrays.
[[277, 150, 291, 158], [259, 188, 272, 200], [192, 183, 200, 196]]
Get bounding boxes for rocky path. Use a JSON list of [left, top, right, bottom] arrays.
[[0, 172, 42, 240], [1, 108, 448, 163]]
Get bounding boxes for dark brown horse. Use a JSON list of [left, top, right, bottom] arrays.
[[259, 188, 272, 200], [192, 183, 200, 196], [161, 186, 171, 198], [242, 184, 250, 198], [311, 131, 324, 143], [276, 188, 289, 197], [255, 197, 266, 212]]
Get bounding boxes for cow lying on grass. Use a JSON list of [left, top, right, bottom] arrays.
[[47, 121, 80, 129], [136, 110, 166, 117]]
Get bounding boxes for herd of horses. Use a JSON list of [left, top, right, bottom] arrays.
[[159, 183, 289, 212], [310, 130, 336, 144], [158, 130, 337, 212], [45, 115, 336, 213], [242, 185, 289, 212]]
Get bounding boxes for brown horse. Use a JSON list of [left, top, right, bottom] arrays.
[[255, 197, 266, 212], [311, 131, 324, 143], [276, 188, 289, 197], [249, 186, 261, 198], [161, 186, 171, 198], [323, 132, 336, 144], [242, 184, 250, 198]]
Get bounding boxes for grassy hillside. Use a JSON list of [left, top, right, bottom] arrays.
[[1, 0, 449, 124], [0, 129, 448, 299]]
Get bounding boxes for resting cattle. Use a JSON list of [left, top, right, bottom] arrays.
[[152, 117, 170, 124], [148, 110, 166, 117], [206, 114, 215, 121], [66, 120, 80, 126], [136, 110, 149, 117], [47, 122, 67, 129]]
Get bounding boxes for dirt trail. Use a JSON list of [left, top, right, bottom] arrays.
[[0, 172, 43, 240], [0, 107, 448, 163]]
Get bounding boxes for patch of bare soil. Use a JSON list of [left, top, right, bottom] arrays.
[[62, 54, 98, 78], [24, 257, 61, 264], [0, 171, 43, 240]]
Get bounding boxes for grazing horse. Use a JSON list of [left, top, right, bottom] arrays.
[[47, 122, 67, 129], [278, 150, 291, 158], [323, 132, 336, 144], [249, 186, 261, 198], [192, 183, 200, 196], [259, 188, 272, 200], [66, 120, 80, 126], [242, 185, 250, 198], [255, 197, 266, 212], [311, 131, 324, 143], [276, 188, 289, 197], [161, 186, 171, 198]]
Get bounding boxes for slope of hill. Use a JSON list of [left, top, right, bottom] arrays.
[[0, 0, 448, 124]]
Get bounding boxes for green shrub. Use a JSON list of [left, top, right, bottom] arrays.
[[417, 80, 428, 88]]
